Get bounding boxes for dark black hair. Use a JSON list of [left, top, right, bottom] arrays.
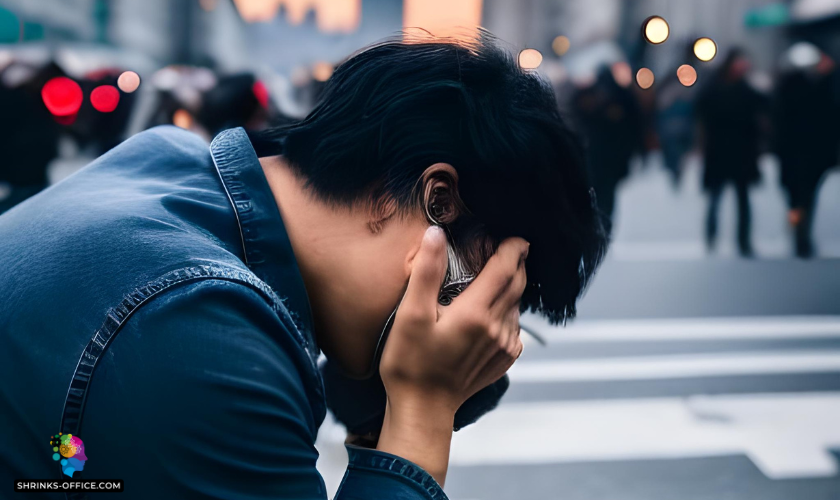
[[251, 31, 608, 324]]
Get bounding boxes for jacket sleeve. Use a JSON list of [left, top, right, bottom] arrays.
[[82, 278, 448, 500]]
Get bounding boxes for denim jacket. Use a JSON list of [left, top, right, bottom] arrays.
[[0, 126, 448, 499]]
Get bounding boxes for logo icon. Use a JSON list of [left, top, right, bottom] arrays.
[[50, 433, 88, 477]]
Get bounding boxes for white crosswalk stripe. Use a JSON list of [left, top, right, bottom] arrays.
[[317, 315, 840, 498]]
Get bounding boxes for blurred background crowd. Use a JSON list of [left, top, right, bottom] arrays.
[[1, 0, 839, 260], [2, 1, 840, 499]]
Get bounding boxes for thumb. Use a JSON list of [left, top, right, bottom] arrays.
[[401, 225, 448, 322]]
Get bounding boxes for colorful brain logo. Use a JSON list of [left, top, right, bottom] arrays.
[[50, 433, 88, 477]]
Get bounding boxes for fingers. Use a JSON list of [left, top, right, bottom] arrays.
[[467, 332, 523, 396], [457, 237, 529, 313], [504, 308, 522, 354], [499, 258, 528, 311], [400, 226, 448, 324], [464, 308, 522, 391]]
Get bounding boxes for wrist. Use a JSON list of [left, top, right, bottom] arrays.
[[376, 393, 456, 487], [386, 386, 460, 421], [383, 393, 457, 436]]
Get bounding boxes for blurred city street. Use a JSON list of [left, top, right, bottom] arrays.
[[2, 0, 840, 498], [316, 155, 840, 500]]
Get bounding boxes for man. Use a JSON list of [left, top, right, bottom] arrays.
[[696, 49, 768, 257], [0, 34, 607, 499], [571, 64, 642, 230], [774, 49, 840, 258]]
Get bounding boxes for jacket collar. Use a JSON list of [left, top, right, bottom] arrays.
[[209, 127, 318, 359]]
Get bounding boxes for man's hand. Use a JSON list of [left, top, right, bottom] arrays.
[[376, 225, 528, 486]]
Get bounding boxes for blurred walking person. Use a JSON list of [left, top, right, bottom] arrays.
[[572, 65, 642, 233], [0, 61, 61, 214], [696, 49, 768, 257], [656, 44, 701, 186], [774, 45, 840, 258]]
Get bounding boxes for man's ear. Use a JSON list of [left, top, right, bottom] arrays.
[[420, 163, 466, 225]]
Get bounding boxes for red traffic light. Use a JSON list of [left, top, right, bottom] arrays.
[[41, 77, 83, 117], [90, 85, 120, 113]]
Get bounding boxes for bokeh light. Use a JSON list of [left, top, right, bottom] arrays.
[[788, 42, 821, 68], [636, 67, 655, 89], [315, 0, 361, 33], [552, 35, 570, 56], [643, 16, 669, 44], [117, 71, 141, 93], [90, 85, 120, 112], [0, 50, 12, 71], [172, 109, 193, 129], [199, 0, 218, 11], [252, 80, 269, 108], [233, 0, 279, 22], [693, 37, 717, 62], [677, 64, 697, 86], [312, 61, 334, 82], [518, 49, 543, 70], [611, 61, 632, 88], [403, 0, 482, 39], [41, 77, 83, 117]]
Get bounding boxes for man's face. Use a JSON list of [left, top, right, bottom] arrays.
[[311, 214, 430, 378]]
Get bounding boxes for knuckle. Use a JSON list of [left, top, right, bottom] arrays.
[[463, 311, 489, 333], [485, 323, 503, 341], [514, 339, 524, 358]]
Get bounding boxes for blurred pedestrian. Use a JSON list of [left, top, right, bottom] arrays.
[[656, 44, 701, 186], [696, 49, 768, 257], [774, 48, 840, 258], [572, 65, 642, 232], [0, 61, 61, 214], [196, 73, 271, 138], [72, 69, 138, 155]]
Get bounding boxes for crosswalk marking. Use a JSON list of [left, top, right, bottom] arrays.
[[450, 392, 840, 479], [521, 316, 840, 343], [316, 315, 840, 497], [509, 350, 840, 382]]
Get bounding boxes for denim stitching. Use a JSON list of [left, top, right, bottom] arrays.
[[345, 446, 449, 500], [58, 263, 324, 499], [59, 263, 314, 434]]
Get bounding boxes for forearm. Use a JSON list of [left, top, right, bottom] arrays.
[[376, 394, 456, 487]]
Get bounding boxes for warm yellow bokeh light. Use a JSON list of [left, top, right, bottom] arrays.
[[312, 61, 334, 82], [173, 109, 193, 130], [677, 64, 697, 86], [636, 67, 655, 89], [117, 71, 141, 93], [552, 35, 570, 56], [233, 0, 361, 32], [403, 0, 482, 39], [694, 37, 717, 62], [643, 16, 669, 44], [519, 49, 543, 70], [233, 0, 280, 22]]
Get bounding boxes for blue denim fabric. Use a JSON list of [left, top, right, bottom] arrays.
[[0, 126, 448, 499]]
